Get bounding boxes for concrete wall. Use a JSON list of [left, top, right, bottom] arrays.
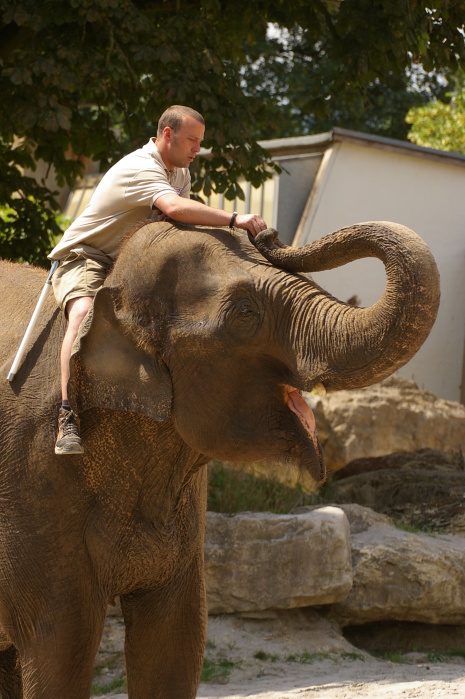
[[275, 153, 323, 245], [292, 141, 465, 403]]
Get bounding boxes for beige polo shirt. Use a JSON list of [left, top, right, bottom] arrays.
[[49, 138, 191, 260]]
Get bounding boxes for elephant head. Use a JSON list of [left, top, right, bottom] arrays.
[[69, 220, 439, 486]]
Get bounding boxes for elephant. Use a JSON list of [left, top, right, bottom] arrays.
[[0, 219, 439, 698]]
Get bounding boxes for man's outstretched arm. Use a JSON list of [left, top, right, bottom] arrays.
[[155, 192, 267, 237]]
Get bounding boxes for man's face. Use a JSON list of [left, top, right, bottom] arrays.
[[165, 116, 205, 169]]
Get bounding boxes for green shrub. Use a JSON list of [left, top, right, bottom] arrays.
[[207, 461, 313, 514]]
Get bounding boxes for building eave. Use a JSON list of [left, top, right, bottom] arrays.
[[257, 131, 334, 157], [256, 127, 465, 167], [332, 127, 465, 166]]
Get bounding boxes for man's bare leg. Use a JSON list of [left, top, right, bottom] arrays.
[[60, 296, 93, 401], [55, 296, 93, 455]]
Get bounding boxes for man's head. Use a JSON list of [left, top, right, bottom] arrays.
[[157, 105, 205, 137], [156, 105, 205, 170]]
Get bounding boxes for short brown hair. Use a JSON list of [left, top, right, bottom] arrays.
[[157, 105, 205, 137]]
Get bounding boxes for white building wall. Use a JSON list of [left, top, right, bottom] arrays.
[[275, 154, 323, 245], [293, 141, 465, 403]]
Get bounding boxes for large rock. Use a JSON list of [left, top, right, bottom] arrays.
[[326, 504, 465, 626], [321, 448, 465, 535], [204, 507, 352, 614], [305, 376, 465, 472]]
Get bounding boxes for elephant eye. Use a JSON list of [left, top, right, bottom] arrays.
[[238, 300, 255, 316], [225, 295, 262, 339]]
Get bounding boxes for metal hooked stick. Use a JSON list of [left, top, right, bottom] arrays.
[[7, 260, 59, 382]]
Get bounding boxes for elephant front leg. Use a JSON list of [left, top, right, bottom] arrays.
[[121, 560, 207, 699], [13, 598, 107, 699]]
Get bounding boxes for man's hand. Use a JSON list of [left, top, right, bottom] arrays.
[[235, 213, 267, 237]]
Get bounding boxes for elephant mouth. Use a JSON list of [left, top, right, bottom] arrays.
[[285, 386, 326, 485]]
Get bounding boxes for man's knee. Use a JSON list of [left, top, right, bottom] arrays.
[[66, 296, 93, 332]]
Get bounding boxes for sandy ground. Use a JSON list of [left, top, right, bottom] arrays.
[[94, 608, 465, 699]]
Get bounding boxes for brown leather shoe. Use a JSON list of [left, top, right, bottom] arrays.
[[55, 407, 84, 455]]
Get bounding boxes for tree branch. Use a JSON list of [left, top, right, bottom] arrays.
[[313, 0, 341, 42]]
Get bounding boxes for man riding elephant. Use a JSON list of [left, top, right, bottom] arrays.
[[0, 212, 440, 697], [48, 104, 267, 455]]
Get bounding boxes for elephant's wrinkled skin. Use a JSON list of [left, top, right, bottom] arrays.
[[0, 221, 439, 698]]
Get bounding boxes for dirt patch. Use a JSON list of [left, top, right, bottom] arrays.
[[93, 608, 465, 699]]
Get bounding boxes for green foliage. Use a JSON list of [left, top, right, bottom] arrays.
[[340, 651, 366, 661], [91, 675, 126, 695], [201, 656, 237, 682], [207, 461, 308, 514], [407, 70, 465, 153], [254, 650, 279, 662], [285, 650, 330, 663], [1, 0, 465, 262], [393, 519, 446, 536], [242, 30, 448, 141], [374, 650, 408, 663], [0, 139, 62, 267], [428, 648, 465, 662], [0, 0, 278, 264]]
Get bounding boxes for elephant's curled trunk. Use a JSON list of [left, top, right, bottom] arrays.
[[251, 222, 440, 392]]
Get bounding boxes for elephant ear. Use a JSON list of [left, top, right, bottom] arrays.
[[69, 286, 172, 421]]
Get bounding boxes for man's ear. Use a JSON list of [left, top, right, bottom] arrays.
[[69, 286, 172, 421]]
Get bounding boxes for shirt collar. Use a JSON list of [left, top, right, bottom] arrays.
[[143, 138, 171, 173]]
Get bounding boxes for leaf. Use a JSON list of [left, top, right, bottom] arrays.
[[6, 66, 33, 86], [3, 5, 31, 25]]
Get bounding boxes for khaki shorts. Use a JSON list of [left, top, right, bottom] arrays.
[[52, 248, 113, 313]]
